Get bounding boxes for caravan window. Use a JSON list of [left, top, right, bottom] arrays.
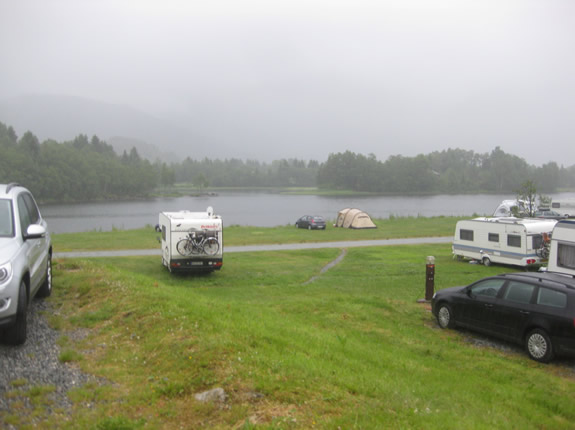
[[488, 233, 499, 243], [460, 229, 474, 241], [532, 234, 543, 250], [507, 234, 521, 248], [557, 243, 575, 270]]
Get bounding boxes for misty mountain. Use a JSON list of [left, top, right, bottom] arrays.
[[107, 136, 180, 163], [0, 94, 217, 162]]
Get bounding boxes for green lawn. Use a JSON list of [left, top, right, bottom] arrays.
[[51, 215, 463, 252], [10, 236, 574, 429]]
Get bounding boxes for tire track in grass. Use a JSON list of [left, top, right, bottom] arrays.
[[303, 248, 348, 285]]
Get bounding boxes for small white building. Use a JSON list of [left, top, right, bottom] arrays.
[[453, 217, 556, 268], [158, 207, 223, 273]]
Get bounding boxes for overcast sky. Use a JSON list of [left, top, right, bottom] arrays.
[[1, 0, 574, 165]]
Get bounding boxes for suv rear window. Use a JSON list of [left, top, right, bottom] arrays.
[[0, 199, 14, 237]]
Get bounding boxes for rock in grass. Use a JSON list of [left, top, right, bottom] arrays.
[[194, 387, 227, 404]]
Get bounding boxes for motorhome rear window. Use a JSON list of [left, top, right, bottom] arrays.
[[460, 229, 474, 241], [557, 243, 575, 270], [507, 234, 521, 248], [488, 233, 499, 242]]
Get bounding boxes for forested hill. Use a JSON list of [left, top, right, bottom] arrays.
[[317, 149, 575, 194], [1, 120, 574, 202]]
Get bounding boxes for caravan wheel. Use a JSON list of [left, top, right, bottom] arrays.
[[482, 257, 492, 267]]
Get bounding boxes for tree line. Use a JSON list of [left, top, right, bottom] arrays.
[[1, 120, 574, 202], [317, 148, 575, 194], [0, 122, 159, 201]]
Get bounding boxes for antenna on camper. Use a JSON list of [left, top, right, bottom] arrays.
[[207, 206, 214, 217]]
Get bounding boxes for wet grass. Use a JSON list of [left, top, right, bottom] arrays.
[[37, 243, 575, 429], [51, 215, 463, 252]]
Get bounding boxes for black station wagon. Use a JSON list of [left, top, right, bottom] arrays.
[[432, 272, 575, 363]]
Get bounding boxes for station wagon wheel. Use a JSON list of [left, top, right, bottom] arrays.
[[526, 329, 554, 363], [437, 303, 455, 329], [482, 257, 491, 267]]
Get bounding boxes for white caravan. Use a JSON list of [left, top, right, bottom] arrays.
[[546, 219, 575, 276], [452, 217, 557, 267], [158, 207, 223, 273]]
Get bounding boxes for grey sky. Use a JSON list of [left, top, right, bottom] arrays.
[[1, 0, 574, 165]]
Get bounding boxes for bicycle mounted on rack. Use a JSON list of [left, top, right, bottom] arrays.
[[176, 228, 220, 256]]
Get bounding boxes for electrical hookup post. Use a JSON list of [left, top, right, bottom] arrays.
[[418, 256, 435, 303]]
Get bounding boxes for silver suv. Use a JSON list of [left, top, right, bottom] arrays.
[[0, 183, 52, 345]]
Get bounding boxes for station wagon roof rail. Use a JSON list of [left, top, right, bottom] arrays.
[[499, 271, 575, 289]]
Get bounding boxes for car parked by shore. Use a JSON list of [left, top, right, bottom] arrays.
[[432, 271, 575, 363], [0, 183, 52, 345], [295, 215, 326, 230], [533, 209, 568, 220]]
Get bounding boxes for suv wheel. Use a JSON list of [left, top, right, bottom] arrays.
[[36, 254, 52, 298], [526, 329, 554, 363], [4, 281, 28, 345]]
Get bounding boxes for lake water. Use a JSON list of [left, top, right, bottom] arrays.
[[41, 191, 575, 234]]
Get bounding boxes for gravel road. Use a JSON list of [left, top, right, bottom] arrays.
[[0, 299, 100, 427]]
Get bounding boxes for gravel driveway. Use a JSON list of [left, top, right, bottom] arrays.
[[0, 299, 98, 427]]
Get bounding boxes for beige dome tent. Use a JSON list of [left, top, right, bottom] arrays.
[[335, 208, 377, 229]]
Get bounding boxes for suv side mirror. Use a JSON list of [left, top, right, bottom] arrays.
[[24, 224, 46, 240]]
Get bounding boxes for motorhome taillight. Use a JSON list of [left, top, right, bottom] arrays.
[[526, 259, 536, 265]]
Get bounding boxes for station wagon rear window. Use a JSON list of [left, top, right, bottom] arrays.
[[503, 282, 535, 304], [507, 234, 521, 248], [537, 287, 567, 308], [460, 229, 473, 241]]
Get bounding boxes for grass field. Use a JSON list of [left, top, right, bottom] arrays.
[[51, 215, 463, 252], [5, 218, 575, 429]]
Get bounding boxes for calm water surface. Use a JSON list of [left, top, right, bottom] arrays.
[[41, 191, 575, 233]]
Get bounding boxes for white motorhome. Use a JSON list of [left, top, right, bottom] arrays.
[[546, 220, 575, 276], [453, 217, 556, 267], [158, 207, 223, 273]]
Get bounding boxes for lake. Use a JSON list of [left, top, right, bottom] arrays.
[[41, 191, 575, 234]]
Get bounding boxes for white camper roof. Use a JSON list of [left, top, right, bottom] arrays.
[[469, 217, 557, 234], [161, 206, 219, 220]]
